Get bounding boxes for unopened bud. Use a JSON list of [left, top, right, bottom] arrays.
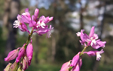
[[4, 63, 12, 71]]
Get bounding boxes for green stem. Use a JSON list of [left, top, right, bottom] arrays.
[[69, 46, 87, 71], [24, 28, 34, 49], [80, 46, 87, 56]]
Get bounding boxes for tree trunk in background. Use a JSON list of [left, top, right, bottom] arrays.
[[51, 0, 57, 62], [93, 1, 106, 71], [77, 0, 84, 52], [3, 0, 20, 61]]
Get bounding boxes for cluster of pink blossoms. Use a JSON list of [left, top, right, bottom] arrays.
[[60, 26, 106, 71], [4, 8, 53, 71]]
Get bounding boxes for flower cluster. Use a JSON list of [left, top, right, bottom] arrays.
[[13, 8, 53, 37], [4, 8, 53, 71], [60, 26, 106, 71]]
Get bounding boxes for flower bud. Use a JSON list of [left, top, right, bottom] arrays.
[[34, 8, 39, 19], [70, 53, 80, 67], [5, 48, 19, 62], [4, 63, 12, 71], [60, 60, 71, 71], [26, 42, 33, 65], [9, 61, 18, 71], [72, 59, 82, 71], [16, 44, 26, 63], [17, 65, 22, 71], [22, 56, 29, 70]]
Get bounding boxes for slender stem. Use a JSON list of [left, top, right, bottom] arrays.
[[80, 46, 87, 56], [24, 28, 34, 49], [69, 46, 87, 71]]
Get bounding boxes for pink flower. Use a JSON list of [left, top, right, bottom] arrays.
[[76, 26, 106, 49], [26, 42, 33, 65], [4, 48, 19, 62], [84, 49, 104, 61], [60, 60, 71, 71], [13, 15, 29, 33], [16, 44, 26, 63], [13, 8, 54, 37]]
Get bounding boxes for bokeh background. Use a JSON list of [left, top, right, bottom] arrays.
[[0, 0, 113, 71]]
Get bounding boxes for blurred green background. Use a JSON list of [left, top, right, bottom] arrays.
[[0, 0, 113, 71]]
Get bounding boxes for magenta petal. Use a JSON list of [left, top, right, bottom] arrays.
[[89, 26, 95, 37], [84, 51, 96, 57], [44, 16, 53, 23], [96, 40, 106, 48], [72, 59, 82, 71], [49, 17, 53, 21], [17, 15, 24, 23], [16, 44, 26, 63], [72, 64, 80, 71], [25, 8, 29, 12], [39, 16, 45, 22], [91, 39, 106, 49], [29, 19, 37, 28], [26, 43, 33, 63], [21, 15, 31, 23], [5, 48, 19, 62], [70, 53, 80, 67], [34, 8, 39, 18], [92, 44, 100, 49]]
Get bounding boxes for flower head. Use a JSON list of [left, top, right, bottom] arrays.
[[76, 26, 106, 49], [13, 8, 54, 37]]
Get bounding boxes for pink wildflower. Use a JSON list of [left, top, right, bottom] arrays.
[[13, 15, 29, 33], [76, 26, 106, 49]]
